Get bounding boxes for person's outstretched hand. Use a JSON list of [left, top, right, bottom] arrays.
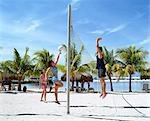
[[59, 50, 62, 55], [96, 37, 102, 42]]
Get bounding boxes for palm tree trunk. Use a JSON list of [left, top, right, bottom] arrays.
[[87, 82, 90, 92], [8, 82, 11, 90], [88, 82, 90, 89], [71, 79, 74, 91], [18, 80, 21, 91], [129, 74, 132, 92], [76, 80, 79, 93], [17, 75, 21, 91], [117, 75, 121, 81], [109, 75, 113, 91], [81, 82, 84, 91]]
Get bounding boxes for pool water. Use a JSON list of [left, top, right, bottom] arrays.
[[23, 80, 150, 92]]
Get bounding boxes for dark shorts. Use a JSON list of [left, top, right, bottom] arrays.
[[48, 80, 54, 86], [98, 68, 106, 78]]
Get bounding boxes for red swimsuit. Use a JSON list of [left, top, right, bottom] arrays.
[[40, 74, 47, 89]]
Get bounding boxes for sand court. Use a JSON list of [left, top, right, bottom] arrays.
[[0, 92, 150, 121]]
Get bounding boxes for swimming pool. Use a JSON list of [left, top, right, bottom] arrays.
[[23, 80, 150, 92]]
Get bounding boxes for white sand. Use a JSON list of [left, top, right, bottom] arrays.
[[0, 92, 150, 121]]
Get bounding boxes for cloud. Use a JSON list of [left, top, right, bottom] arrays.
[[61, 0, 81, 15], [70, 0, 81, 11], [90, 24, 127, 35], [90, 9, 147, 36], [139, 37, 150, 45], [12, 18, 41, 33], [76, 18, 90, 25], [25, 20, 41, 32], [106, 24, 126, 35], [71, 0, 81, 6], [90, 30, 106, 35], [0, 18, 41, 34]]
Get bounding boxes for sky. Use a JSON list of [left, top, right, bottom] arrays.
[[0, 0, 150, 65]]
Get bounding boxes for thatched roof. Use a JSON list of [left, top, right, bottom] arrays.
[[61, 73, 93, 82]]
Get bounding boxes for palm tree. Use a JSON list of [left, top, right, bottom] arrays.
[[0, 48, 33, 91], [85, 61, 97, 76], [116, 46, 148, 92], [104, 47, 122, 91], [13, 48, 33, 91], [140, 68, 150, 79], [58, 43, 88, 92], [33, 49, 54, 75], [0, 60, 14, 81], [0, 60, 14, 90]]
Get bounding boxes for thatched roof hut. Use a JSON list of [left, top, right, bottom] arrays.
[[61, 73, 93, 83]]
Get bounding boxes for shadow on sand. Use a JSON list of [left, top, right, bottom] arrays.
[[72, 114, 150, 121], [68, 105, 150, 109], [0, 113, 62, 117]]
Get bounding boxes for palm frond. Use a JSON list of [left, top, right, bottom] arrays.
[[13, 48, 21, 69], [33, 49, 54, 69], [57, 64, 67, 73]]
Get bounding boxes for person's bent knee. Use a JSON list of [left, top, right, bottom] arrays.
[[55, 81, 63, 87], [59, 82, 63, 87]]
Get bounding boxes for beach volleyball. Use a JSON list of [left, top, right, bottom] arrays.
[[58, 44, 67, 53]]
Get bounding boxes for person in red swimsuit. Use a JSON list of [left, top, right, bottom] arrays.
[[40, 69, 47, 102]]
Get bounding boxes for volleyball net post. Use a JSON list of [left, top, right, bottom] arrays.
[[67, 4, 71, 114]]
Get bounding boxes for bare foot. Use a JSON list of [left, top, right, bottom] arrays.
[[102, 93, 107, 99], [44, 100, 47, 103], [55, 101, 60, 104], [100, 93, 103, 97]]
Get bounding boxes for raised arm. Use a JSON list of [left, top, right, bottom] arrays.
[[55, 51, 61, 66], [96, 37, 104, 59], [96, 37, 102, 53], [45, 67, 51, 81], [39, 75, 42, 82]]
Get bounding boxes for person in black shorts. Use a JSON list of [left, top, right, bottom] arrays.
[[96, 37, 107, 98]]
